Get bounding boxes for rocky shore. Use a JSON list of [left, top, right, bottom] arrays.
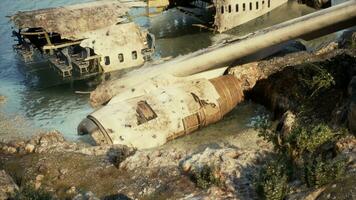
[[0, 33, 356, 200]]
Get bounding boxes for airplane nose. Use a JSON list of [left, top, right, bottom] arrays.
[[78, 117, 112, 145], [77, 118, 99, 136]]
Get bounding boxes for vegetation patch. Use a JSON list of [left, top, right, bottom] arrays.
[[254, 121, 348, 200], [190, 165, 223, 189]]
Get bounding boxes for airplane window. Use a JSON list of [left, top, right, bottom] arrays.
[[104, 56, 110, 65], [236, 4, 239, 12], [118, 53, 124, 62], [132, 51, 138, 60]]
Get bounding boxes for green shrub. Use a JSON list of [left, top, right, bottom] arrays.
[[292, 124, 337, 154], [255, 159, 289, 200], [191, 165, 222, 189], [299, 63, 335, 98], [303, 155, 346, 187], [255, 119, 347, 197]]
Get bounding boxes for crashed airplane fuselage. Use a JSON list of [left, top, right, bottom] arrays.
[[10, 1, 154, 80], [149, 0, 287, 32], [78, 1, 356, 149]]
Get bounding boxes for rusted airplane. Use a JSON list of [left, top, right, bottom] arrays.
[[10, 1, 154, 80], [148, 0, 288, 32], [78, 1, 356, 149]]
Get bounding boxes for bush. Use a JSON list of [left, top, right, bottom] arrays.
[[255, 120, 347, 198], [255, 159, 289, 200], [191, 165, 222, 189], [303, 155, 346, 187]]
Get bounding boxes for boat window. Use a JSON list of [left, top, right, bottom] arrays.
[[268, 0, 270, 7], [250, 2, 252, 10], [243, 3, 246, 11], [104, 56, 110, 65], [118, 53, 124, 62], [256, 2, 259, 9], [236, 4, 239, 12], [221, 6, 224, 14], [132, 51, 138, 60], [228, 5, 232, 13]]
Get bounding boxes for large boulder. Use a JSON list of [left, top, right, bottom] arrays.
[[180, 147, 263, 199]]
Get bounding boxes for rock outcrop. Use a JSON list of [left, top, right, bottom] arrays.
[[180, 147, 266, 199]]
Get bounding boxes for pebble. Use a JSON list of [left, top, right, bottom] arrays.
[[25, 144, 35, 153], [34, 182, 41, 190], [66, 186, 77, 195], [6, 147, 17, 154], [35, 174, 44, 181]]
